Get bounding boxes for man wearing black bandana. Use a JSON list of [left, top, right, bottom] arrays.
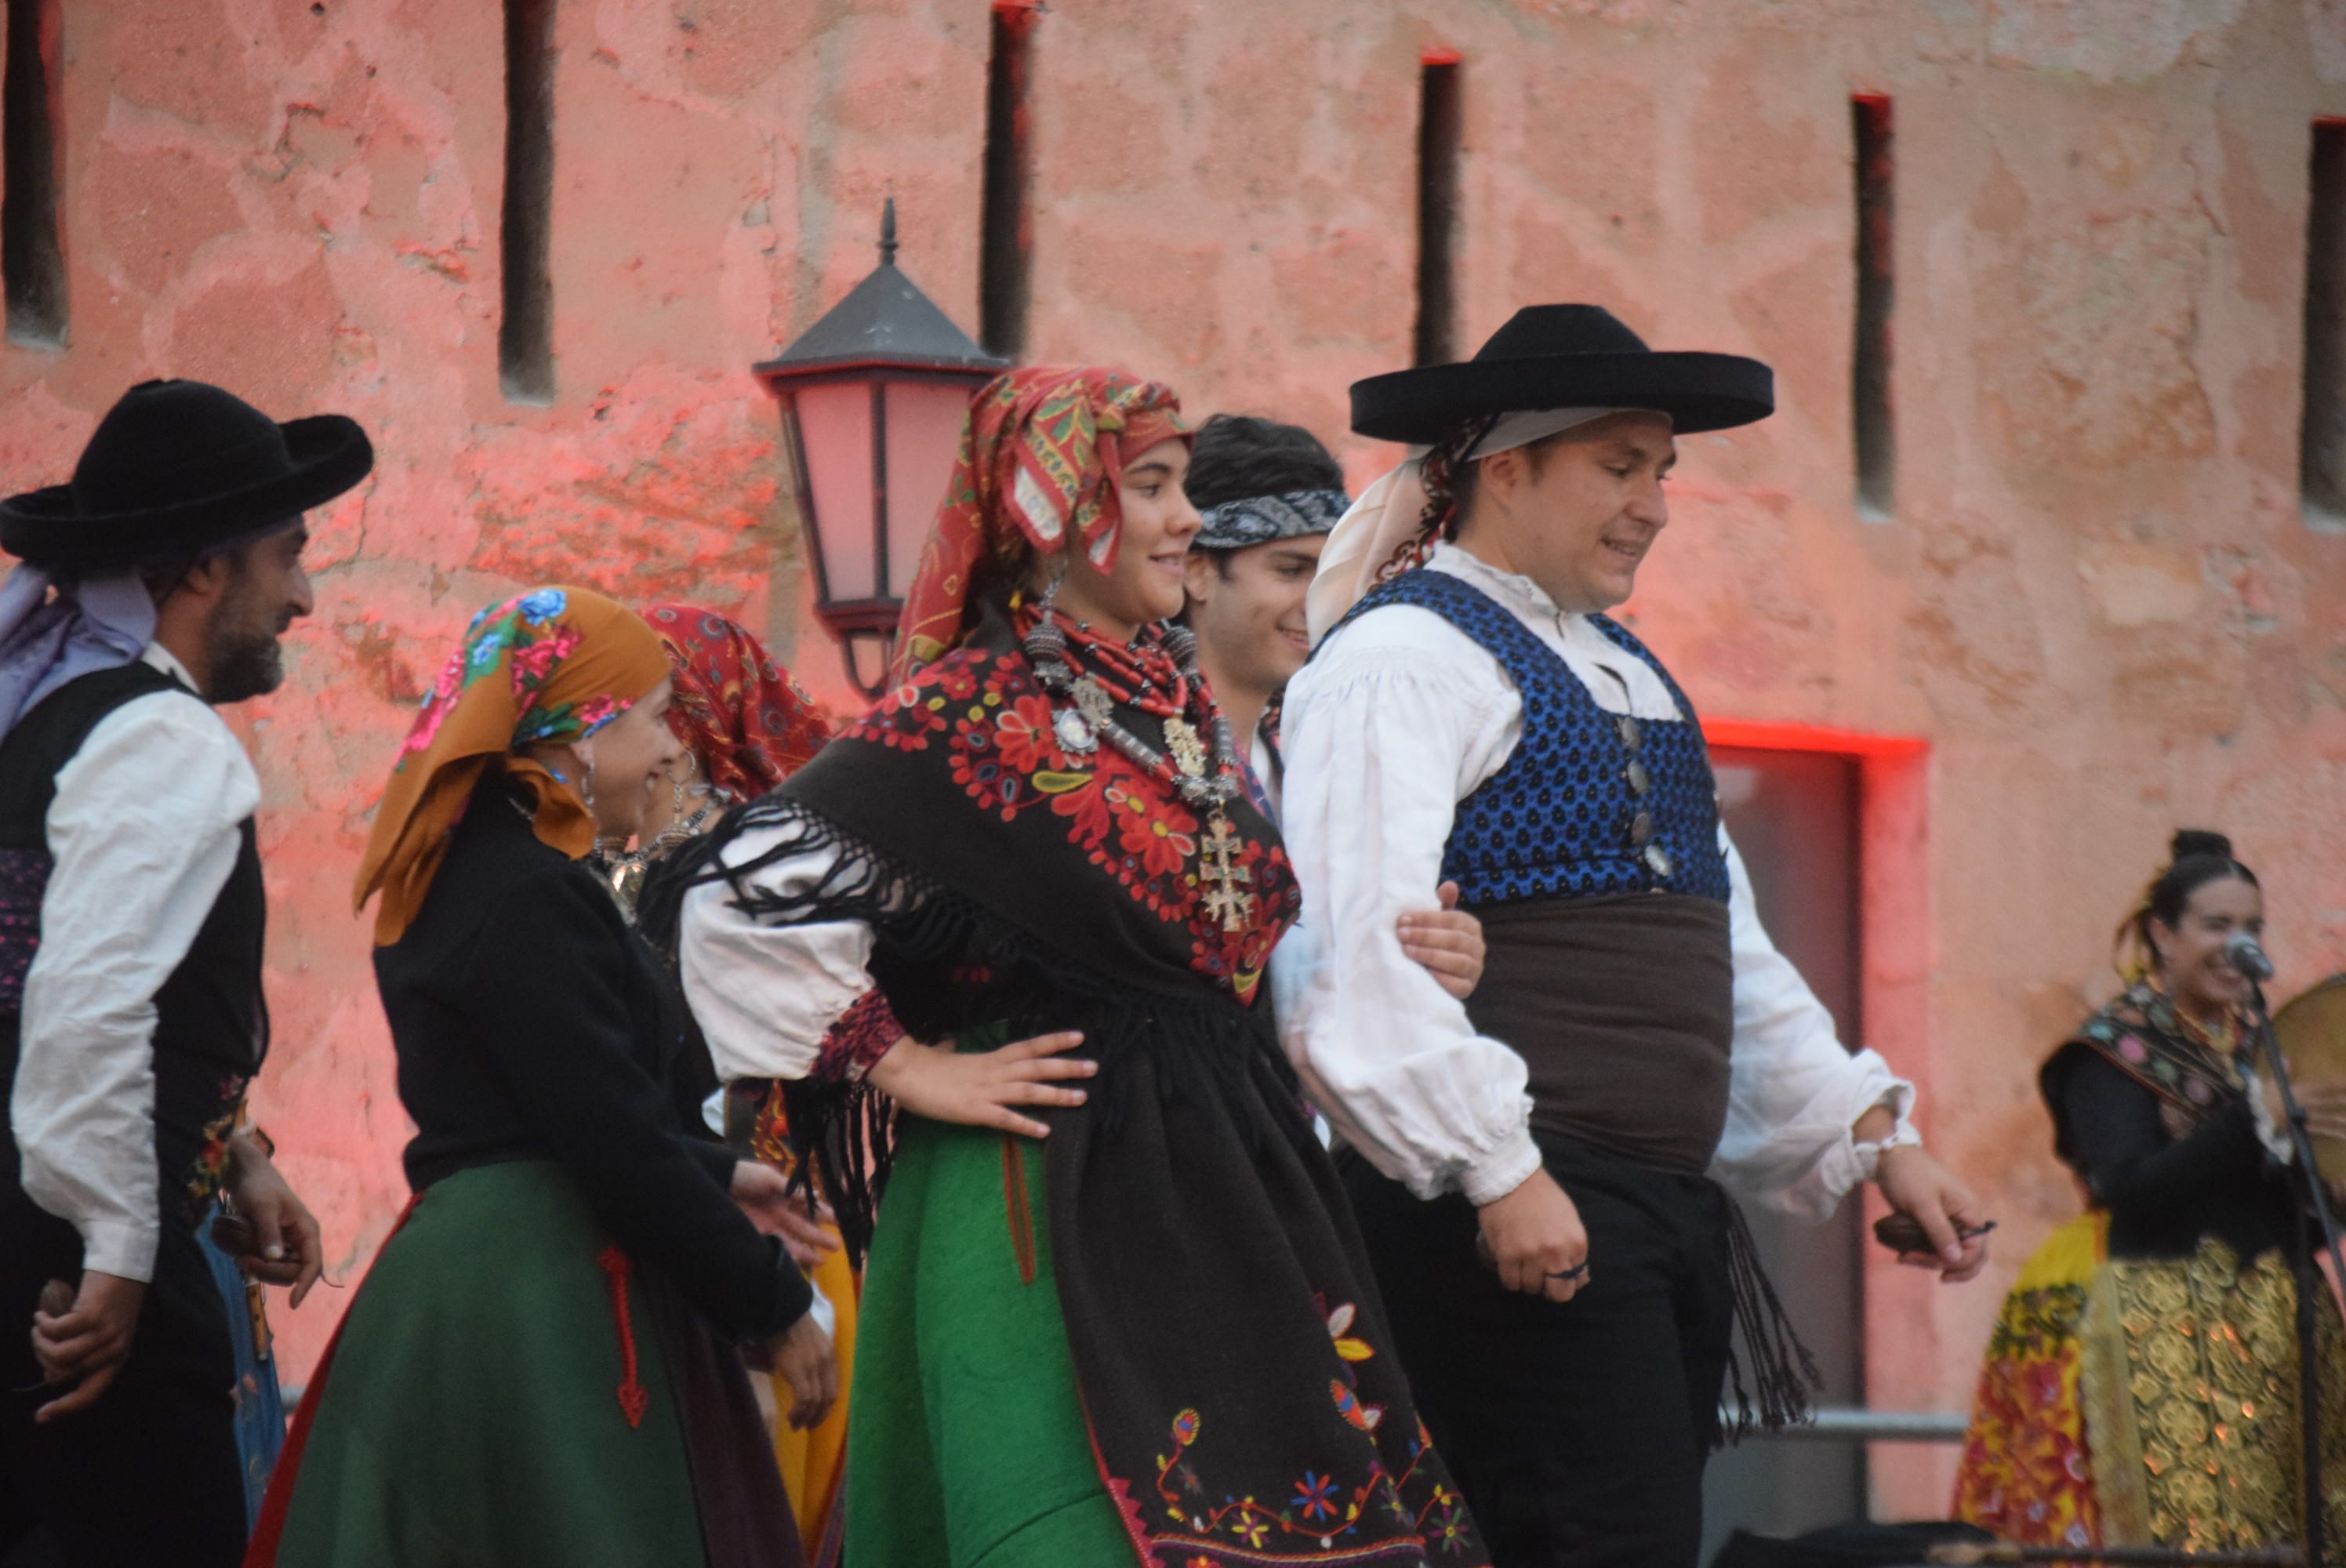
[[1182, 412, 1486, 996], [1180, 415, 1351, 812]]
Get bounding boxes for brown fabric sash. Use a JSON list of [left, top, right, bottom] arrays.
[[1465, 891, 1734, 1177]]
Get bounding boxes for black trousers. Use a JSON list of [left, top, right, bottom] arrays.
[[1342, 1133, 1734, 1568], [0, 1185, 245, 1568]]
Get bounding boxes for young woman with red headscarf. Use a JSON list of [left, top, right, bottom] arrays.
[[618, 603, 855, 1565], [656, 368, 1493, 1567]]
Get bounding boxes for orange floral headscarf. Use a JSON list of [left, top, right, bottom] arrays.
[[641, 603, 830, 799], [354, 586, 671, 946], [890, 365, 1187, 683]]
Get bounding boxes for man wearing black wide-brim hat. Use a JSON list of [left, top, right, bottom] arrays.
[[1274, 308, 1989, 1565], [0, 380, 371, 1564]]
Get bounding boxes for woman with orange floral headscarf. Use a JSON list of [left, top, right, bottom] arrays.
[[658, 369, 1493, 1567], [252, 587, 832, 1568]]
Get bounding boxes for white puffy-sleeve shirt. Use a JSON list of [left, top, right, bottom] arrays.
[[12, 644, 259, 1282], [1275, 544, 1913, 1221], [677, 820, 881, 1083]]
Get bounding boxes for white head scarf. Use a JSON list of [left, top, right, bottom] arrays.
[[1305, 407, 1639, 644]]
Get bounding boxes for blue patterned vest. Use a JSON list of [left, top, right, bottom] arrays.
[[1328, 566, 1730, 908]]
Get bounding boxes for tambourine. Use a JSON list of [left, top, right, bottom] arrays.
[[2275, 975, 2346, 1183]]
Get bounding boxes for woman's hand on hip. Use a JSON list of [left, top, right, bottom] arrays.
[[866, 1031, 1094, 1138]]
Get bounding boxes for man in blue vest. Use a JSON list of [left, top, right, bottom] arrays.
[[0, 381, 371, 1565], [1278, 307, 1988, 1566]]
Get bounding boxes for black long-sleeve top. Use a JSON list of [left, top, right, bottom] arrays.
[[2041, 1039, 2299, 1264], [375, 771, 811, 1341]]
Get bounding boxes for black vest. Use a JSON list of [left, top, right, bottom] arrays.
[[0, 662, 269, 1227]]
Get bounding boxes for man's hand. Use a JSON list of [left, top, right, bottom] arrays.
[[1398, 883, 1488, 1002], [730, 1162, 841, 1271], [1874, 1145, 1991, 1283], [866, 1030, 1094, 1140], [1476, 1167, 1589, 1302], [219, 1130, 325, 1307], [31, 1271, 144, 1422], [765, 1311, 838, 1431]]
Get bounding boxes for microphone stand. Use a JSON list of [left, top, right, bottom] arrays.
[[2248, 968, 2346, 1568]]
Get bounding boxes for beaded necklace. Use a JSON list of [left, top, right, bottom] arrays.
[[2154, 979, 2246, 1062], [1017, 601, 1256, 933]]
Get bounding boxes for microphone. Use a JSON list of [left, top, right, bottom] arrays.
[[2224, 929, 2275, 982]]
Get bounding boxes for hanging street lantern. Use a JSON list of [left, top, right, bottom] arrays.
[[754, 200, 1009, 698]]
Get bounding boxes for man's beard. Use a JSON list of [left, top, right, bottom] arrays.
[[204, 601, 287, 703]]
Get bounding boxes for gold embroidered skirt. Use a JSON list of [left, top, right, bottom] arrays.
[[2078, 1236, 2346, 1559]]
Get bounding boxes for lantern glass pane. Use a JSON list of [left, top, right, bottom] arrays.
[[883, 380, 976, 601], [794, 381, 877, 601]]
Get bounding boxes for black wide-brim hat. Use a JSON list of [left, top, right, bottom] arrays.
[[1350, 304, 1774, 444], [0, 378, 374, 570]]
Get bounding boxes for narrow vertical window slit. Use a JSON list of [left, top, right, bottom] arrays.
[[979, 0, 1035, 361], [3, 0, 66, 348], [499, 0, 555, 404], [1414, 54, 1462, 369], [1851, 95, 1894, 520], [2302, 120, 2346, 528]]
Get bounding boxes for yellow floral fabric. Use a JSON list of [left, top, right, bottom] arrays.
[[1953, 1214, 2108, 1559]]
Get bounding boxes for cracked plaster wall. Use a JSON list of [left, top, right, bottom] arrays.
[[3, 0, 2346, 1517]]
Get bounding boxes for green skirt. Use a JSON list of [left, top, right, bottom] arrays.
[[267, 1161, 704, 1567], [844, 1118, 1133, 1566]]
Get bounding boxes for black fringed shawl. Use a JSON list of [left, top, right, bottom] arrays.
[[2040, 982, 2296, 1265], [648, 610, 1492, 1567]]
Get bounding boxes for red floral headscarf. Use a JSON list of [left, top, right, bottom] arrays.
[[641, 603, 830, 800], [890, 365, 1188, 683]]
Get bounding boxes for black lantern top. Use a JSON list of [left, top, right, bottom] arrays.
[[755, 201, 1008, 380]]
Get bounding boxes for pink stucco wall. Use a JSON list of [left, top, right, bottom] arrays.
[[5, 0, 2346, 1519]]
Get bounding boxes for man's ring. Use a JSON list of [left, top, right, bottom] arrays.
[[1548, 1261, 1590, 1281]]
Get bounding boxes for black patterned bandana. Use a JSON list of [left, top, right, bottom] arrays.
[[1193, 487, 1351, 553]]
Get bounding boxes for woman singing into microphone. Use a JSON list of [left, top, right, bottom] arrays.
[[1955, 830, 2346, 1559]]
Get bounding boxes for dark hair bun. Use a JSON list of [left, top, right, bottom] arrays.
[[2170, 829, 2234, 862]]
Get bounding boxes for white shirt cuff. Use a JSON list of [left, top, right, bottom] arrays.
[[1847, 1080, 1920, 1185], [74, 1217, 159, 1283], [2247, 1069, 2297, 1165], [1458, 1127, 1545, 1207]]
